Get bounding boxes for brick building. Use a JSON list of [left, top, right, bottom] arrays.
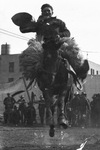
[[0, 44, 21, 83]]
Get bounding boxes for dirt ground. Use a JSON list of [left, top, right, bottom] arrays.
[[0, 126, 100, 150]]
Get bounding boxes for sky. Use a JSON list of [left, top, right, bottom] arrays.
[[0, 0, 100, 64]]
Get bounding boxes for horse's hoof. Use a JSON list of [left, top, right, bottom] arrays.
[[58, 116, 69, 129], [49, 124, 55, 137], [60, 122, 69, 129]]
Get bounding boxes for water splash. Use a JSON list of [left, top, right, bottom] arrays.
[[76, 134, 96, 150]]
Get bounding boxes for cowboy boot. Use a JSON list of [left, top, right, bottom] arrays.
[[58, 98, 69, 129]]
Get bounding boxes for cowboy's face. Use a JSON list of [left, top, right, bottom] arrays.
[[42, 7, 53, 18]]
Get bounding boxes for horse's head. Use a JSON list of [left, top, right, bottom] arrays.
[[42, 36, 62, 69], [42, 23, 63, 65], [42, 22, 62, 48]]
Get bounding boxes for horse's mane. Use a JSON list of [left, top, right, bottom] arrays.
[[60, 37, 82, 55], [19, 39, 43, 80]]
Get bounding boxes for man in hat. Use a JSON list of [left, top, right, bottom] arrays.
[[36, 3, 70, 42], [19, 3, 89, 81], [3, 93, 15, 124], [38, 4, 89, 80], [38, 95, 45, 125], [18, 95, 27, 124]]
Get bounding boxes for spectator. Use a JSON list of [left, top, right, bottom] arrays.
[[3, 93, 15, 124], [26, 101, 37, 126], [12, 105, 20, 125], [38, 95, 45, 125], [18, 95, 27, 125]]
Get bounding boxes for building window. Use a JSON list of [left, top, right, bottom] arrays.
[[9, 62, 14, 72], [96, 70, 98, 75], [8, 78, 14, 82], [93, 69, 94, 75], [91, 68, 94, 75], [91, 68, 92, 75]]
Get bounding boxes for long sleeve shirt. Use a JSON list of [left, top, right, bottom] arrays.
[[36, 16, 70, 42]]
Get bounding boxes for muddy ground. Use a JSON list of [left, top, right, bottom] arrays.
[[0, 126, 100, 150]]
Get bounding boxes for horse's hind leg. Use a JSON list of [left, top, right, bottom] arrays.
[[43, 91, 55, 137], [58, 95, 69, 129]]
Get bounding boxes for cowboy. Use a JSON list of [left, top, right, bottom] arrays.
[[19, 3, 89, 81], [36, 4, 89, 81], [36, 3, 70, 42]]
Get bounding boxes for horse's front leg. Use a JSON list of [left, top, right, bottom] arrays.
[[58, 91, 69, 129], [43, 90, 55, 137]]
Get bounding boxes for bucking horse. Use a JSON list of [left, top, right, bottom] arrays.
[[19, 36, 83, 136], [12, 12, 89, 137]]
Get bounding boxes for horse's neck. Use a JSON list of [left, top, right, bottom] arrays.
[[44, 57, 58, 73], [42, 40, 62, 73]]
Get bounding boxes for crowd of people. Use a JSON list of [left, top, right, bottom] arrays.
[[2, 91, 100, 128], [66, 92, 91, 128], [3, 93, 46, 126]]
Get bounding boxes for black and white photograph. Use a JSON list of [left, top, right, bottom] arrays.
[[0, 0, 100, 149]]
